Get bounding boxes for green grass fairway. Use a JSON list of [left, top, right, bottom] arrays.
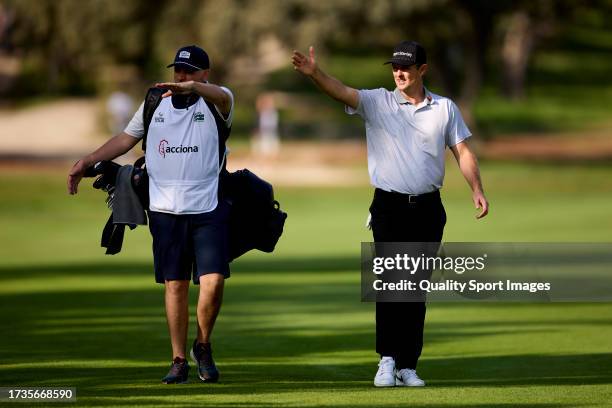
[[1, 162, 611, 407]]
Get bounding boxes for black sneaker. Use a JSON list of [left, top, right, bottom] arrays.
[[190, 340, 219, 383], [161, 357, 190, 384]]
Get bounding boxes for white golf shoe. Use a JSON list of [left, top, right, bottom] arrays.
[[395, 368, 425, 387], [373, 357, 396, 387]]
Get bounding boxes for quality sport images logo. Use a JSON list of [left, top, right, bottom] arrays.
[[158, 139, 200, 158]]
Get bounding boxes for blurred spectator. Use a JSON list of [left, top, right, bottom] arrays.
[[252, 93, 280, 157], [106, 91, 134, 135]]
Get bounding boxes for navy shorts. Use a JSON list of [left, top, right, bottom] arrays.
[[148, 201, 230, 284]]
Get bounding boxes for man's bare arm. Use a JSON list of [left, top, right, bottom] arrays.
[[292, 46, 359, 109], [450, 140, 489, 219], [155, 80, 232, 114], [67, 132, 140, 194]]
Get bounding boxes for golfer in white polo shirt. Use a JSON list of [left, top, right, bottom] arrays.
[[292, 40, 489, 387]]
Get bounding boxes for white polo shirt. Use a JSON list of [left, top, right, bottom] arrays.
[[125, 88, 234, 214], [346, 87, 470, 195]]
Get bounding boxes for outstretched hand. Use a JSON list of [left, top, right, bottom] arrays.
[[292, 46, 318, 76], [155, 81, 195, 98]]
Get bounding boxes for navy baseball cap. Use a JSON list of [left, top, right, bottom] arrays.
[[167, 45, 210, 71], [384, 41, 426, 67]]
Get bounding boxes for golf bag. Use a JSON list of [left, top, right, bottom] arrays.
[[222, 168, 287, 260]]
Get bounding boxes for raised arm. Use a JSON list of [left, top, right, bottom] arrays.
[[154, 81, 232, 115], [67, 132, 140, 194], [292, 46, 359, 109], [450, 140, 489, 219]]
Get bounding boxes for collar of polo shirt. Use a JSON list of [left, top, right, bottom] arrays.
[[393, 87, 435, 106]]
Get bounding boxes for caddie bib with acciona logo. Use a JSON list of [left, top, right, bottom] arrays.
[[145, 96, 222, 214]]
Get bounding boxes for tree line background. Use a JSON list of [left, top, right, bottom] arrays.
[[1, 0, 611, 138]]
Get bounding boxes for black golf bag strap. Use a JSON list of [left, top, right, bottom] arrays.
[[202, 99, 232, 200], [142, 87, 165, 152], [134, 156, 146, 169], [203, 99, 231, 171]]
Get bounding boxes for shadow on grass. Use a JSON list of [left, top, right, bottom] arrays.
[[0, 354, 609, 406], [0, 255, 362, 278], [0, 258, 610, 405]]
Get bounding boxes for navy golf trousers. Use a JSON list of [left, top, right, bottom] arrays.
[[369, 188, 446, 370]]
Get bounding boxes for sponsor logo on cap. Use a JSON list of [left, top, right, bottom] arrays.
[[393, 51, 413, 58], [179, 50, 191, 59]]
